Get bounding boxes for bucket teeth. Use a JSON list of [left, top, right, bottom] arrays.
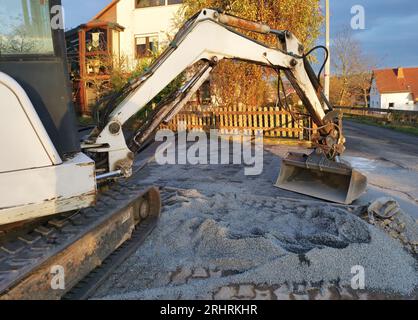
[[276, 152, 367, 205]]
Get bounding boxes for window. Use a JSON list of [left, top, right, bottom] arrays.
[[135, 0, 165, 8], [389, 102, 395, 108], [0, 0, 54, 56], [135, 0, 182, 8], [135, 35, 159, 58]]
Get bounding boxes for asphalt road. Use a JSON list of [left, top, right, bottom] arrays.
[[344, 120, 418, 171], [342, 120, 418, 217]]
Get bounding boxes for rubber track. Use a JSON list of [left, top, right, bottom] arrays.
[[62, 214, 158, 300], [0, 180, 160, 295], [62, 187, 178, 300]]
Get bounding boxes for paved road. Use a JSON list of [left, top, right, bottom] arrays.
[[342, 120, 418, 217], [344, 120, 418, 170]]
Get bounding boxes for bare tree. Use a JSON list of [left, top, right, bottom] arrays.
[[352, 55, 377, 107], [331, 28, 377, 107]]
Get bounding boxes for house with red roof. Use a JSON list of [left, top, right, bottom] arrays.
[[370, 67, 418, 111]]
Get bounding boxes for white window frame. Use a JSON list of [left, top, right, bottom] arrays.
[[135, 0, 183, 9], [134, 33, 160, 59]]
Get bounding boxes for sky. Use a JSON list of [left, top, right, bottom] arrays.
[[62, 0, 418, 69]]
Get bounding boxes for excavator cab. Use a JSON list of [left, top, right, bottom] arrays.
[[0, 0, 97, 225], [0, 0, 79, 156]]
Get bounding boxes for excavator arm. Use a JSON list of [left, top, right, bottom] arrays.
[[84, 9, 329, 172], [83, 8, 366, 204]]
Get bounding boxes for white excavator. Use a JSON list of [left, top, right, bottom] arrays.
[[0, 4, 367, 229]]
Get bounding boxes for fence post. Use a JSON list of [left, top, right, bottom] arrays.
[[258, 107, 263, 136]]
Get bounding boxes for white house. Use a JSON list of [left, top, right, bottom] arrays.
[[91, 0, 183, 66], [369, 67, 418, 111]]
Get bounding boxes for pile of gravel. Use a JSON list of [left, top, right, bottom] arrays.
[[94, 189, 418, 299]]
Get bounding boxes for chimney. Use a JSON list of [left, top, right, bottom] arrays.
[[397, 67, 405, 79]]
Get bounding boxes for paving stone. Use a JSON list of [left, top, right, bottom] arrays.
[[171, 267, 192, 285], [209, 269, 222, 278], [340, 287, 357, 300], [357, 292, 370, 300], [253, 288, 272, 300], [192, 267, 209, 279], [273, 286, 291, 300], [292, 293, 309, 300], [153, 272, 172, 287], [307, 288, 321, 300], [317, 286, 341, 300], [293, 284, 307, 294], [214, 286, 237, 300], [237, 285, 255, 299]]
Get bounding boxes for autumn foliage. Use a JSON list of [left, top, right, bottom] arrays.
[[178, 0, 324, 108]]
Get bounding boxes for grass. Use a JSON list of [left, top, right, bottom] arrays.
[[346, 115, 418, 136]]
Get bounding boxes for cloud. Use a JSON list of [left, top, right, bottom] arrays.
[[327, 0, 418, 67]]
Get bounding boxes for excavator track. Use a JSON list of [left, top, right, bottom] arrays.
[[62, 187, 176, 300], [62, 212, 159, 300], [0, 179, 161, 300]]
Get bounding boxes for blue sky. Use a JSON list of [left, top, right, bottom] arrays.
[[62, 0, 418, 68]]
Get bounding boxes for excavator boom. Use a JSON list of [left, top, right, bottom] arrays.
[[84, 9, 367, 204]]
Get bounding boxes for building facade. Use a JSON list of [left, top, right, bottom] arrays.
[[91, 0, 183, 66], [65, 0, 184, 114], [370, 67, 418, 111]]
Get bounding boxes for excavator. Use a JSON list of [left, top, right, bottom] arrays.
[[0, 2, 367, 298]]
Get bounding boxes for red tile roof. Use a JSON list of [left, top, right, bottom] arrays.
[[373, 67, 418, 101]]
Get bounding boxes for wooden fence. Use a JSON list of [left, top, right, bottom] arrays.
[[161, 105, 314, 141]]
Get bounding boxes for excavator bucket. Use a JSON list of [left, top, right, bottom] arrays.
[[276, 152, 367, 205]]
